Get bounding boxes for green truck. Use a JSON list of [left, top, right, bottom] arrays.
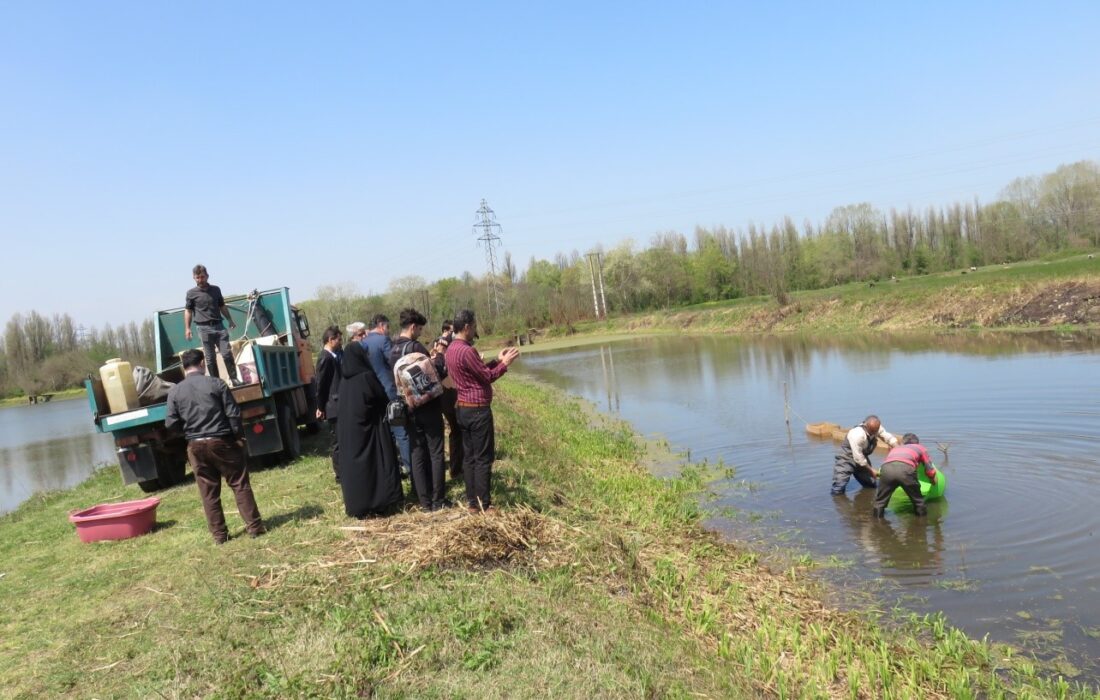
[[84, 287, 316, 492]]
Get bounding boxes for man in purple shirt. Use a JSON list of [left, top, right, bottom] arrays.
[[444, 309, 519, 513]]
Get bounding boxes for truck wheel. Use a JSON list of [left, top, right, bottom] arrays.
[[137, 454, 187, 492], [164, 456, 188, 485], [138, 479, 162, 493], [278, 401, 302, 462]]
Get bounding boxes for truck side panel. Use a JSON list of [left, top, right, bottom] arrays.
[[155, 287, 295, 373], [254, 345, 303, 396]]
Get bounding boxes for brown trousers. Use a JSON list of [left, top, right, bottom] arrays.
[[188, 437, 264, 542]]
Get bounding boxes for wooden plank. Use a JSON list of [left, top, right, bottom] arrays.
[[232, 384, 265, 403]]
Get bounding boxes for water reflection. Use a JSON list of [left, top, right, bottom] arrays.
[[0, 401, 116, 515], [832, 490, 947, 579], [599, 345, 621, 413], [520, 330, 1100, 682]]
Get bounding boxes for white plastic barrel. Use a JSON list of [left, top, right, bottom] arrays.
[[100, 358, 139, 414]]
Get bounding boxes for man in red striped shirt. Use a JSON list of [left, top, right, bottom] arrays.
[[872, 433, 938, 518], [444, 309, 520, 513]]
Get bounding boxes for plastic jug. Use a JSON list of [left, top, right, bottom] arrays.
[[100, 358, 139, 414]]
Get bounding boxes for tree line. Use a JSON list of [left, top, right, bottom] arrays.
[[0, 312, 154, 397], [2, 160, 1097, 398], [308, 160, 1100, 336]]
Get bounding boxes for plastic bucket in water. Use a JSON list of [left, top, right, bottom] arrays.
[[69, 497, 160, 543], [889, 467, 947, 507]]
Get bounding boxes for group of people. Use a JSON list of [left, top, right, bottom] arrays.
[[314, 308, 519, 519], [168, 264, 519, 544], [167, 265, 940, 544], [831, 414, 938, 517]]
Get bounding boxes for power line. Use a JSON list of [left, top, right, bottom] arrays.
[[473, 199, 504, 316]]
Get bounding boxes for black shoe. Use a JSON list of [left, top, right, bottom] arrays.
[[214, 535, 231, 545], [914, 507, 927, 517]]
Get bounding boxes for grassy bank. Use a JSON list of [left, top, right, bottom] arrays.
[[0, 387, 85, 408], [525, 253, 1100, 344], [1, 378, 1095, 698]]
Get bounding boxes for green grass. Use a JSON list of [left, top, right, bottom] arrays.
[[511, 253, 1100, 343], [0, 387, 85, 407], [2, 377, 1097, 698]]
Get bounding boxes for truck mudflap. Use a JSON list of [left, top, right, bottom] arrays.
[[117, 444, 159, 485], [244, 414, 283, 456]]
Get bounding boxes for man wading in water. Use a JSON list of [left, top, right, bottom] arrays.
[[831, 415, 898, 496], [872, 433, 938, 518]]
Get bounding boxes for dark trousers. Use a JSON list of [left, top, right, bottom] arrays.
[[408, 403, 446, 508], [188, 437, 264, 542], [831, 456, 876, 495], [391, 424, 411, 473], [456, 405, 494, 509], [327, 418, 340, 481], [441, 388, 463, 478], [873, 461, 926, 514], [198, 324, 237, 381]]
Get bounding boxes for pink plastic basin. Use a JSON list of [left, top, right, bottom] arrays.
[[68, 497, 161, 543]]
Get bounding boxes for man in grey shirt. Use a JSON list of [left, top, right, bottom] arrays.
[[166, 348, 265, 544], [184, 264, 241, 386]]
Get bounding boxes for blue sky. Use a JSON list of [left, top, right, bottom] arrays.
[[2, 1, 1098, 327]]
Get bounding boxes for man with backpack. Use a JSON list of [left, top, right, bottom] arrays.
[[390, 308, 451, 511]]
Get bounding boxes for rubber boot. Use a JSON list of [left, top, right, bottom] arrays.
[[872, 507, 886, 518]]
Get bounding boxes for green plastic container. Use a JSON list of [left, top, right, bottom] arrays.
[[888, 465, 946, 506]]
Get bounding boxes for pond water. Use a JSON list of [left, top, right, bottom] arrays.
[[0, 398, 116, 515], [519, 331, 1100, 682]]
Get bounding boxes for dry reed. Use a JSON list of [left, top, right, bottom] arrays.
[[330, 506, 572, 572]]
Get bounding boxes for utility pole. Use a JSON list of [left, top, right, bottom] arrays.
[[585, 252, 601, 319], [473, 199, 504, 316], [595, 251, 608, 318]]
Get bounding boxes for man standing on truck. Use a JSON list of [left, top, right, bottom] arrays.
[[166, 348, 266, 544], [184, 264, 241, 387]]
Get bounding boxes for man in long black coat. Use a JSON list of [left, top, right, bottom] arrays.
[[314, 325, 343, 481], [336, 341, 403, 518]]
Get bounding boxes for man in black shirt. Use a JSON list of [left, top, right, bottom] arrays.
[[166, 349, 265, 544], [184, 264, 241, 386], [314, 325, 343, 481]]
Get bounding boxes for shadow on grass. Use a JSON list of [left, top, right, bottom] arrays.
[[492, 469, 542, 511], [151, 519, 178, 533], [265, 504, 325, 530], [300, 430, 334, 459]]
